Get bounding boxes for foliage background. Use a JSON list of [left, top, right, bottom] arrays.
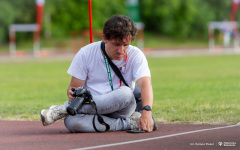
[[0, 0, 235, 44]]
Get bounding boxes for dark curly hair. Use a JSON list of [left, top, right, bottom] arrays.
[[103, 15, 137, 42]]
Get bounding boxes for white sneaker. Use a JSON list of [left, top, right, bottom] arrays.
[[40, 104, 67, 126], [129, 112, 141, 130], [129, 111, 158, 131], [49, 105, 58, 110]]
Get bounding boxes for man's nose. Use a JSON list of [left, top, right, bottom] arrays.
[[117, 45, 124, 53]]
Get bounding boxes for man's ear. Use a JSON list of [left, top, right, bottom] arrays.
[[102, 34, 108, 43]]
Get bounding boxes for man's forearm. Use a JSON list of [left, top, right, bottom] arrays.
[[137, 77, 153, 109]]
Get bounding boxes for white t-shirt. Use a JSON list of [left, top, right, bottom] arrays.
[[67, 41, 151, 96]]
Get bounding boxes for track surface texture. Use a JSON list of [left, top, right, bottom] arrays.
[[0, 120, 239, 150]]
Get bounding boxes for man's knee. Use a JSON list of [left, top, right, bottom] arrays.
[[118, 86, 135, 103]]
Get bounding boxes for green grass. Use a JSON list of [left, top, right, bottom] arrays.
[[149, 55, 240, 125], [0, 58, 72, 120], [143, 32, 208, 49], [0, 54, 239, 125]]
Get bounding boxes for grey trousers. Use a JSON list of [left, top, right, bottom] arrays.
[[64, 86, 136, 133]]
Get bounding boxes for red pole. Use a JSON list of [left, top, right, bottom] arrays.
[[88, 0, 93, 43], [230, 1, 239, 21], [35, 0, 45, 32]]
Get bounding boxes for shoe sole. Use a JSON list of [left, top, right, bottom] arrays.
[[40, 110, 47, 126], [152, 115, 158, 131]]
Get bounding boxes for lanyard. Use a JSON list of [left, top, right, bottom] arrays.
[[103, 53, 127, 91], [103, 55, 114, 91]]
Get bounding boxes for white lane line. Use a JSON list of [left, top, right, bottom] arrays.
[[71, 124, 240, 150]]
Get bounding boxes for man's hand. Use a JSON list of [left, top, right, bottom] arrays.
[[137, 110, 154, 132], [67, 76, 85, 102], [67, 88, 75, 102]]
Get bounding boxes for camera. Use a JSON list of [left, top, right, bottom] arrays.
[[66, 87, 92, 116]]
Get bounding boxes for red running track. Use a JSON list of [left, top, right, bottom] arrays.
[[0, 120, 239, 150]]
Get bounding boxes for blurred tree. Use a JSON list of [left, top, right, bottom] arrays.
[[205, 0, 232, 20], [0, 0, 35, 43], [0, 1, 15, 42], [92, 0, 126, 29], [8, 0, 36, 24], [45, 0, 126, 37], [139, 0, 232, 38], [0, 0, 236, 43]]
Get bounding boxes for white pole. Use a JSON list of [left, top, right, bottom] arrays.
[[9, 26, 16, 56]]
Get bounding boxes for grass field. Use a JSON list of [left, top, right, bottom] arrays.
[[0, 53, 239, 125]]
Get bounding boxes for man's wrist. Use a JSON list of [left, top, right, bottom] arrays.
[[141, 109, 152, 118], [142, 105, 152, 111]]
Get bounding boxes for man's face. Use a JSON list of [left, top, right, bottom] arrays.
[[104, 36, 131, 60]]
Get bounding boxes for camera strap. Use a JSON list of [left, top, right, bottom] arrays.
[[86, 100, 110, 132]]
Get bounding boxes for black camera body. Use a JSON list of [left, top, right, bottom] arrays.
[[66, 87, 92, 116]]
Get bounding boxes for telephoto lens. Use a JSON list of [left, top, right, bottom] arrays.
[[67, 97, 85, 116]]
